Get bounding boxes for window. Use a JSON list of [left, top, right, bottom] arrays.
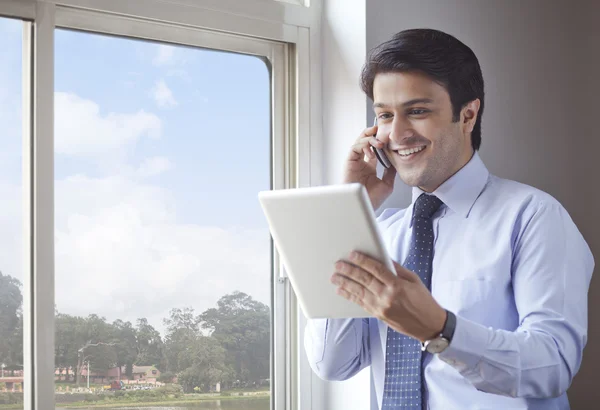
[[0, 16, 24, 410], [54, 29, 272, 408], [0, 1, 314, 408]]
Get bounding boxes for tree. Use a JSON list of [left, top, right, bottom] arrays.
[[164, 307, 200, 335], [7, 314, 23, 372], [55, 313, 87, 381], [0, 272, 22, 370], [199, 291, 270, 386], [163, 307, 204, 373], [175, 336, 232, 393], [111, 319, 137, 379], [135, 318, 165, 370]]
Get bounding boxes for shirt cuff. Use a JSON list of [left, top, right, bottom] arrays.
[[437, 314, 491, 382]]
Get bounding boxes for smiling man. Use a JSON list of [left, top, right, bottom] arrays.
[[304, 29, 594, 410]]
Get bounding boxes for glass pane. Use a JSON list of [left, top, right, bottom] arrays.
[[54, 30, 271, 409], [0, 16, 24, 410]]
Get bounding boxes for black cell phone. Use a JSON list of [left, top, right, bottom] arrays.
[[370, 117, 391, 169]]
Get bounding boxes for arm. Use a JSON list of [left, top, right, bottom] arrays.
[[438, 201, 594, 398], [304, 318, 371, 381]]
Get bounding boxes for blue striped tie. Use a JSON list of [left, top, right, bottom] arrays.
[[381, 193, 443, 409]]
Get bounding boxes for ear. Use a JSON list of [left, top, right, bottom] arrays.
[[461, 99, 481, 134]]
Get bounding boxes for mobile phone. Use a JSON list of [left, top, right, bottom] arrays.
[[370, 117, 391, 169]]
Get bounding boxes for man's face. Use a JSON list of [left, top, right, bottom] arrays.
[[373, 71, 477, 192]]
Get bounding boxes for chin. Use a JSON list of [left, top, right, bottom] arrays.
[[397, 171, 427, 188]]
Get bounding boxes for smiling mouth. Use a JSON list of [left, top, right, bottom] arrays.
[[394, 145, 427, 160]]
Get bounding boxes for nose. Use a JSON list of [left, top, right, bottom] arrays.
[[389, 117, 414, 144]]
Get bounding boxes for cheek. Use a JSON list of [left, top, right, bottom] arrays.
[[414, 117, 446, 138], [414, 123, 445, 149]]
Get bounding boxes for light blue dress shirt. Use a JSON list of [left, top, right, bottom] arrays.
[[304, 152, 594, 409]]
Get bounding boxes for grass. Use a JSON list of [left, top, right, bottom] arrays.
[[0, 391, 270, 409], [57, 393, 270, 408]]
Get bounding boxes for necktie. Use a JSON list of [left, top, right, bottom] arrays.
[[381, 193, 443, 409]]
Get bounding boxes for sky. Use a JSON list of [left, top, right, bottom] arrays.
[[0, 17, 272, 336]]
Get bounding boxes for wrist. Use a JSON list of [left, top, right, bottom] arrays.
[[421, 307, 447, 342]]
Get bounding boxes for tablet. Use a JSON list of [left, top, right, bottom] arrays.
[[258, 183, 395, 319]]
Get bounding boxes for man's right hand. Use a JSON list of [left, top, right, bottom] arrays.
[[343, 124, 396, 210]]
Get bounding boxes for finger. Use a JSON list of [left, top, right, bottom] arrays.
[[335, 260, 385, 294], [349, 135, 378, 161], [362, 124, 378, 139], [348, 125, 380, 159], [331, 273, 368, 300], [368, 136, 385, 149], [392, 261, 420, 283], [362, 146, 375, 160], [335, 288, 366, 309], [348, 140, 371, 162], [347, 252, 396, 286]]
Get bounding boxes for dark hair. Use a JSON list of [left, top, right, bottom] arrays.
[[360, 28, 485, 150]]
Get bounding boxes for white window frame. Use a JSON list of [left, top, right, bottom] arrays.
[[2, 0, 323, 409]]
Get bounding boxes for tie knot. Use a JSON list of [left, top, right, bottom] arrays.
[[413, 194, 443, 220]]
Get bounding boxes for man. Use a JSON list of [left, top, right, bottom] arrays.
[[304, 28, 594, 409]]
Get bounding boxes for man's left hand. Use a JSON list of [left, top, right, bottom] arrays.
[[332, 251, 447, 342]]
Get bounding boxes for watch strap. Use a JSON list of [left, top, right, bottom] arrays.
[[441, 309, 456, 342]]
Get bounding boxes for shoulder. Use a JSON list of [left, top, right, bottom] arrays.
[[485, 175, 563, 211], [480, 175, 576, 233], [486, 175, 593, 264]]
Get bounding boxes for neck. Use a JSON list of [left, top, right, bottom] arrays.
[[418, 149, 475, 193]]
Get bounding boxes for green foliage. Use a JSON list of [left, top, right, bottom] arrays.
[[0, 269, 269, 394], [0, 272, 22, 368], [0, 393, 23, 405], [157, 370, 175, 383], [199, 291, 270, 387], [84, 393, 99, 402], [71, 385, 183, 404], [135, 318, 165, 370]]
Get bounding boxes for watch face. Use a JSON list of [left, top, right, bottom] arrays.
[[426, 337, 449, 354]]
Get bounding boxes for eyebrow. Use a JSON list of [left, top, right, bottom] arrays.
[[373, 98, 434, 109]]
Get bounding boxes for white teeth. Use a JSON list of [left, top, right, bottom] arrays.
[[397, 145, 426, 156]]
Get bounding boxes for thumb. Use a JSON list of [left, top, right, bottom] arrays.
[[393, 261, 419, 282]]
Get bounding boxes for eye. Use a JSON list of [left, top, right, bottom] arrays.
[[408, 109, 429, 116], [377, 113, 393, 120]]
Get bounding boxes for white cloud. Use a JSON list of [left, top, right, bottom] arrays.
[[0, 92, 270, 336], [152, 44, 176, 67], [0, 181, 23, 282], [55, 92, 162, 157], [54, 174, 271, 334], [151, 80, 178, 108], [137, 156, 172, 178], [166, 69, 191, 82]]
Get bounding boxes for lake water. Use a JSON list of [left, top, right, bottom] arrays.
[[55, 397, 270, 410]]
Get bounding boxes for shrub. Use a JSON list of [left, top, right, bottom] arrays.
[[84, 393, 99, 402], [0, 392, 24, 404]]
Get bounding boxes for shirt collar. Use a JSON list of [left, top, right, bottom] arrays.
[[411, 151, 489, 219]]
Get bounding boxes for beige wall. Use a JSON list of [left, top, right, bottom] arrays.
[[320, 2, 371, 408], [363, 0, 600, 407]]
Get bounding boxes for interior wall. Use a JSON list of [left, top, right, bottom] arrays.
[[318, 0, 371, 409], [363, 0, 600, 408]]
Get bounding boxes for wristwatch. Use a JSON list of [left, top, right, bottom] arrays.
[[421, 310, 456, 354]]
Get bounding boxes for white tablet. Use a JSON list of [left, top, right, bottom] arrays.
[[258, 183, 395, 319]]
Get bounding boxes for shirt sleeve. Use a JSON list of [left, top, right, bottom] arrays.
[[437, 201, 594, 398], [304, 318, 371, 381]]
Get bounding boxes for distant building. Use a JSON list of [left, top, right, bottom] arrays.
[[54, 364, 163, 384], [129, 365, 161, 383]]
